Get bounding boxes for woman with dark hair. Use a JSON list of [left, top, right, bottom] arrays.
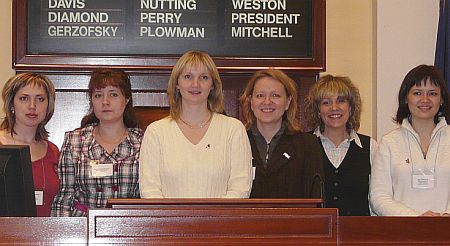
[[51, 68, 143, 217], [371, 64, 450, 216], [0, 73, 59, 216], [304, 75, 377, 216], [239, 69, 324, 198], [139, 50, 252, 198]]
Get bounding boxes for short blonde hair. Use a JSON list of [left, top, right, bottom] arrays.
[[167, 50, 224, 119], [304, 75, 361, 132], [1, 73, 56, 140], [239, 69, 300, 132]]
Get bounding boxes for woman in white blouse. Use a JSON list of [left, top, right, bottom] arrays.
[[139, 50, 252, 198], [371, 64, 450, 216], [305, 75, 377, 216]]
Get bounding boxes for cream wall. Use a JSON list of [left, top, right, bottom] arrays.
[[0, 0, 441, 140], [0, 0, 14, 111], [325, 0, 439, 140], [376, 0, 439, 140], [325, 0, 375, 137]]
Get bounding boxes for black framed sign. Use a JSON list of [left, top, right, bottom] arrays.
[[14, 0, 325, 70]]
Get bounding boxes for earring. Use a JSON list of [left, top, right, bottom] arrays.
[[11, 107, 14, 114]]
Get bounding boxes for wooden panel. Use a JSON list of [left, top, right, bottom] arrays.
[[134, 106, 169, 129], [1, 214, 450, 244], [106, 198, 323, 208], [0, 217, 86, 245], [339, 216, 450, 245], [88, 208, 338, 245]]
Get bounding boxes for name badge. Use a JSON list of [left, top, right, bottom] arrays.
[[252, 166, 256, 180], [35, 190, 44, 206], [91, 164, 114, 177], [412, 169, 435, 189]]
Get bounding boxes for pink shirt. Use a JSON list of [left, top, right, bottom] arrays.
[[32, 141, 60, 217]]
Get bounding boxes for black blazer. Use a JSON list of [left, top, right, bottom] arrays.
[[249, 131, 324, 198]]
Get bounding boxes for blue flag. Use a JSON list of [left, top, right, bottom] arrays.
[[435, 0, 450, 92]]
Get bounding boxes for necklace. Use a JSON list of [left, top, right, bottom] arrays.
[[96, 127, 128, 145], [179, 113, 213, 129]]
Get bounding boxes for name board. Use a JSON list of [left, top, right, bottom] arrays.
[[15, 0, 325, 70]]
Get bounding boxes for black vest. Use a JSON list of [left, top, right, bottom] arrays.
[[319, 134, 371, 216]]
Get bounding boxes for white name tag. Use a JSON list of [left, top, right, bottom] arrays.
[[91, 164, 113, 177], [35, 190, 44, 206], [252, 166, 256, 180], [412, 172, 435, 189]]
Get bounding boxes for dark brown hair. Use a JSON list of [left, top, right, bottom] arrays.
[[81, 68, 138, 128], [395, 64, 448, 124]]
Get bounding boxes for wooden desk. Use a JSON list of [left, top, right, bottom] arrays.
[[0, 217, 86, 245], [106, 198, 324, 208], [88, 208, 337, 245], [1, 210, 450, 245], [339, 216, 450, 245]]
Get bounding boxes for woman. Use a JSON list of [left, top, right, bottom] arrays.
[[139, 50, 252, 198], [239, 69, 324, 198], [371, 64, 450, 216], [51, 68, 143, 217], [0, 73, 59, 217], [304, 75, 377, 216]]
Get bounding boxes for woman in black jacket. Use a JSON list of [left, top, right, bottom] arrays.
[[240, 69, 324, 198]]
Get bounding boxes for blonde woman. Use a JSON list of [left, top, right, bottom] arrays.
[[240, 69, 323, 198], [305, 75, 377, 216], [139, 50, 252, 198]]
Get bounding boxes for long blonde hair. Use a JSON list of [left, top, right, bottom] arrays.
[[167, 50, 224, 120]]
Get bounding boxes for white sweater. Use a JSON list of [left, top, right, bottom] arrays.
[[370, 118, 450, 215], [139, 113, 252, 198]]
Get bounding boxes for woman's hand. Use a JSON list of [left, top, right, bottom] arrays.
[[420, 210, 441, 216]]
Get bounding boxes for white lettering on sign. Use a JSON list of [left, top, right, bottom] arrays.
[[48, 12, 109, 23], [231, 26, 292, 38], [230, 0, 301, 39], [140, 26, 204, 38], [48, 25, 118, 37], [231, 12, 300, 24], [231, 0, 286, 10], [140, 0, 197, 10], [48, 0, 86, 9], [140, 12, 182, 24]]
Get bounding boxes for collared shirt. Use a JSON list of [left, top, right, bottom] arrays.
[[251, 122, 286, 166], [51, 123, 143, 217], [313, 127, 377, 168]]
